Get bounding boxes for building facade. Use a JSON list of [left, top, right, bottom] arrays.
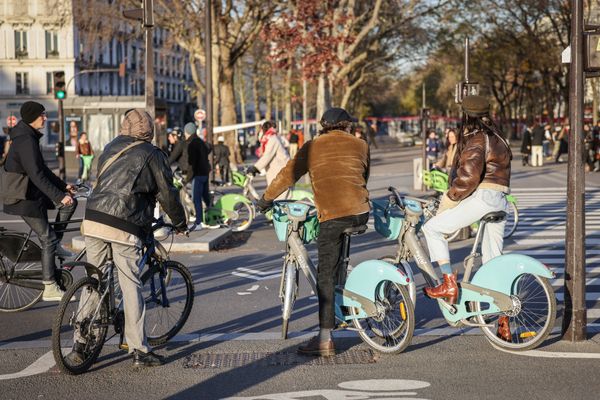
[[0, 0, 193, 148]]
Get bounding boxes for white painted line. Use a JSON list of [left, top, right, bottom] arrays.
[[237, 292, 251, 296], [236, 267, 281, 276], [231, 271, 281, 281], [501, 349, 600, 359], [0, 351, 55, 381], [247, 285, 260, 292], [588, 309, 600, 318], [552, 278, 600, 286]]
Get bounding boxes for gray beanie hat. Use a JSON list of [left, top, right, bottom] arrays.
[[120, 109, 154, 142], [184, 122, 197, 136]]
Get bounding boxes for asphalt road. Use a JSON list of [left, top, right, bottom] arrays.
[[1, 139, 600, 399]]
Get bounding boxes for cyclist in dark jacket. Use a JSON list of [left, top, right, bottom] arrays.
[[184, 122, 212, 229], [3, 101, 76, 301], [74, 109, 187, 368], [213, 136, 231, 184]]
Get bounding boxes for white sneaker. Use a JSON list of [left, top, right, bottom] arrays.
[[56, 245, 74, 259], [189, 223, 203, 232], [42, 282, 67, 302]]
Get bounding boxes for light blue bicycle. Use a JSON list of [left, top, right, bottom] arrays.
[[272, 200, 416, 354]]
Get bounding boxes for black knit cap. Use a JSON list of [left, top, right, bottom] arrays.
[[320, 107, 358, 125], [461, 95, 490, 117], [20, 101, 46, 123]]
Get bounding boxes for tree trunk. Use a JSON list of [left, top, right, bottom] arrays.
[[316, 73, 331, 122], [236, 65, 247, 124], [253, 74, 261, 122], [284, 66, 292, 132], [266, 72, 273, 121], [303, 77, 309, 140], [211, 41, 220, 126], [219, 56, 240, 165]]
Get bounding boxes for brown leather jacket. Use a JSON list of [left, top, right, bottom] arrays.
[[264, 130, 370, 222], [447, 130, 511, 202]]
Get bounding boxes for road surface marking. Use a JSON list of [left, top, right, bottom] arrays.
[[0, 351, 54, 381]]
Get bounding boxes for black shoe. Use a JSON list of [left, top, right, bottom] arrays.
[[132, 350, 164, 367], [65, 342, 85, 365]]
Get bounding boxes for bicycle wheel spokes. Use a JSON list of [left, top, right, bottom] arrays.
[[0, 259, 43, 312], [477, 273, 556, 351], [52, 277, 108, 375], [230, 202, 253, 232], [143, 261, 194, 346], [352, 281, 414, 354]]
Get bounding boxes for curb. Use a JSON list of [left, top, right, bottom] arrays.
[[71, 227, 232, 252]]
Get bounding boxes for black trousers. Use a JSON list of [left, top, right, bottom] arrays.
[[218, 162, 230, 183], [21, 201, 77, 281], [316, 212, 369, 329]]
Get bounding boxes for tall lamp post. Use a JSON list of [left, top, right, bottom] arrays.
[[206, 0, 215, 181]]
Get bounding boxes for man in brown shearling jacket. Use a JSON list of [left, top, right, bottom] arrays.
[[257, 108, 370, 356]]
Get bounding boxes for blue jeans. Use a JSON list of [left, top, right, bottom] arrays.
[[192, 176, 211, 224]]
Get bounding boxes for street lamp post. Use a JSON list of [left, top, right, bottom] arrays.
[[206, 0, 215, 181], [563, 0, 587, 342]]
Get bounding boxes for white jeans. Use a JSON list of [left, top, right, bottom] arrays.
[[531, 145, 544, 166], [422, 189, 508, 265]]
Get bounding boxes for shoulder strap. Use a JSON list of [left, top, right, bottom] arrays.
[[94, 140, 145, 187]]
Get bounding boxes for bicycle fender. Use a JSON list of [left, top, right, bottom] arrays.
[[471, 253, 554, 295], [344, 260, 410, 300]]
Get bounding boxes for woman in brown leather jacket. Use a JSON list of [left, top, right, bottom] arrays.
[[421, 95, 513, 342]]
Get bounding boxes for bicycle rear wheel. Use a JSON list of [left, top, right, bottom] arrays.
[[142, 260, 194, 345], [52, 277, 108, 375], [0, 257, 43, 312], [352, 281, 415, 354], [475, 273, 556, 351], [229, 202, 254, 232]]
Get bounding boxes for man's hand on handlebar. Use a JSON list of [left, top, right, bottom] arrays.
[[66, 184, 77, 195], [256, 195, 273, 213], [246, 166, 260, 176], [60, 195, 74, 207]]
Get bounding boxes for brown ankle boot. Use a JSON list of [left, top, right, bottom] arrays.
[[423, 272, 458, 304], [497, 316, 512, 342]]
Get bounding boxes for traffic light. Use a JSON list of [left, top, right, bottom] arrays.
[[53, 71, 66, 100]]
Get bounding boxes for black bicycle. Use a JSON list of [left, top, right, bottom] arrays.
[[0, 184, 91, 312], [52, 218, 194, 375]]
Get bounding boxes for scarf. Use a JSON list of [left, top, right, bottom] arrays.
[[257, 127, 277, 157]]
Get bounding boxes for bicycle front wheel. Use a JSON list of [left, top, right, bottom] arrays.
[[352, 281, 415, 354], [142, 261, 194, 346], [52, 277, 108, 375], [229, 202, 254, 232], [280, 260, 298, 339], [475, 273, 556, 351], [504, 202, 519, 238], [0, 257, 43, 312]]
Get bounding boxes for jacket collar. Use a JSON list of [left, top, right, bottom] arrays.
[[10, 120, 43, 141]]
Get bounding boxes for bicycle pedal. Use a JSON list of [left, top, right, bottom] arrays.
[[118, 343, 129, 352]]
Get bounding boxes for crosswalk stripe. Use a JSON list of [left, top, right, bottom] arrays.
[[555, 293, 600, 301]]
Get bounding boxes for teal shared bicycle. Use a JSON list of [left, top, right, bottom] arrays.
[[373, 187, 556, 351], [272, 200, 415, 354]]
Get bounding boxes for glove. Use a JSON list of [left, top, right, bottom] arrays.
[[436, 193, 459, 215], [247, 166, 260, 176], [256, 195, 274, 213]]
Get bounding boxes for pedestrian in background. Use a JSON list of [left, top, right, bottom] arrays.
[[543, 124, 552, 159], [167, 128, 187, 174], [530, 122, 544, 167], [426, 130, 440, 169], [214, 136, 231, 185], [75, 132, 94, 183], [555, 120, 568, 163], [435, 128, 457, 173], [288, 130, 300, 158], [248, 121, 290, 186], [366, 120, 378, 149], [521, 126, 532, 166], [184, 122, 212, 230]]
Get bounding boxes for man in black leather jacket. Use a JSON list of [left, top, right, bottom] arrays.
[[72, 109, 187, 368]]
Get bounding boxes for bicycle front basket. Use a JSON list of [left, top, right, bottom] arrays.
[[372, 199, 404, 240], [272, 206, 290, 242], [232, 171, 248, 187]]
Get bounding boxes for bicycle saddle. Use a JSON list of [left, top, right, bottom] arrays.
[[481, 211, 506, 223], [343, 225, 368, 236]]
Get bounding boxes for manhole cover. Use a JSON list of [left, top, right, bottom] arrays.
[[183, 349, 378, 369]]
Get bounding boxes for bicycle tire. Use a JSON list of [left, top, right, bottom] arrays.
[[142, 260, 194, 346], [474, 273, 556, 351], [504, 202, 519, 238], [0, 257, 43, 312], [351, 281, 415, 354], [52, 277, 108, 375], [229, 201, 254, 232], [280, 261, 297, 340]]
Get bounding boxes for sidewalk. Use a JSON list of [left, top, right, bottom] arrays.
[[71, 226, 232, 252]]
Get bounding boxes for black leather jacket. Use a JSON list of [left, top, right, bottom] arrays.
[[85, 135, 186, 238]]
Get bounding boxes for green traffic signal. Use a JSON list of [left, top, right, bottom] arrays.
[[55, 90, 66, 100], [53, 71, 66, 100]]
